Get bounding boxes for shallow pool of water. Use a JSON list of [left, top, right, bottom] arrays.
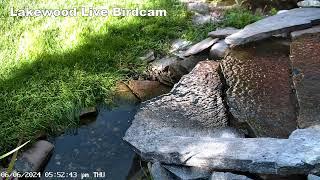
[[43, 104, 144, 180]]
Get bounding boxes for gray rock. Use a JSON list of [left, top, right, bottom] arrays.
[[163, 165, 211, 179], [15, 140, 54, 172], [148, 162, 176, 180], [308, 174, 320, 180], [209, 40, 229, 59], [124, 61, 231, 157], [291, 25, 320, 39], [147, 56, 186, 86], [139, 50, 155, 63], [222, 39, 297, 138], [277, 10, 289, 14], [126, 126, 320, 175], [187, 2, 210, 14], [210, 172, 253, 180], [298, 0, 320, 7], [192, 13, 218, 25], [208, 27, 240, 39], [170, 39, 193, 53], [290, 33, 320, 128], [184, 37, 219, 57], [147, 55, 206, 86], [225, 8, 320, 46]]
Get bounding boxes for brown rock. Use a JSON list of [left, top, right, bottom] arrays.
[[127, 80, 171, 101], [114, 82, 140, 104], [290, 33, 320, 128], [221, 39, 297, 138]]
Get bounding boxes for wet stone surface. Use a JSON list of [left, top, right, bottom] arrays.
[[290, 33, 320, 128], [222, 39, 297, 138]]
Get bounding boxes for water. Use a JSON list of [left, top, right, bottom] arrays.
[[43, 104, 145, 180]]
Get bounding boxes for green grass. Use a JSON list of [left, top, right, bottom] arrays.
[[0, 0, 218, 153], [223, 7, 263, 28]]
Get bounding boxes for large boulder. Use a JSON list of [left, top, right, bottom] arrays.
[[290, 33, 320, 128], [221, 39, 297, 138], [124, 61, 234, 159], [225, 8, 320, 46]]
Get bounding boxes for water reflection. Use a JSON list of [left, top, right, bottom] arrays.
[[43, 104, 144, 180]]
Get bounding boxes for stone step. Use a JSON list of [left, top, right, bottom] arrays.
[[128, 126, 320, 176]]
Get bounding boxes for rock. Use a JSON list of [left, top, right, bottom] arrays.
[[15, 140, 54, 172], [221, 39, 297, 138], [209, 40, 229, 60], [308, 174, 320, 180], [139, 50, 155, 63], [114, 82, 140, 104], [80, 106, 97, 118], [147, 55, 207, 86], [124, 61, 232, 159], [192, 13, 219, 25], [225, 8, 320, 46], [208, 27, 240, 39], [210, 172, 253, 180], [184, 37, 219, 57], [298, 0, 320, 7], [125, 126, 320, 176], [258, 174, 306, 180], [148, 162, 176, 180], [290, 33, 320, 128], [187, 2, 210, 14], [163, 165, 212, 179], [127, 80, 171, 101], [147, 56, 186, 86], [277, 10, 289, 14], [170, 39, 192, 53], [291, 25, 320, 40]]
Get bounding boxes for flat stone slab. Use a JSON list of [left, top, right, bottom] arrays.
[[208, 27, 240, 39], [291, 25, 320, 40], [290, 33, 320, 128], [221, 39, 297, 138], [225, 8, 320, 46], [184, 37, 219, 56], [126, 126, 320, 175], [210, 172, 253, 180]]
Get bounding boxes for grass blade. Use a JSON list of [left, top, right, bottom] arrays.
[[0, 140, 30, 160]]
